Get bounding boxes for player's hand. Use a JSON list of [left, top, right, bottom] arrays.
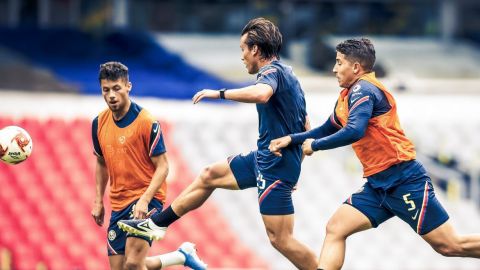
[[192, 89, 220, 104], [269, 136, 292, 157], [133, 197, 149, 219], [91, 203, 105, 226], [302, 139, 315, 156]]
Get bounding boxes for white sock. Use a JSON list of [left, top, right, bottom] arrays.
[[153, 250, 185, 269]]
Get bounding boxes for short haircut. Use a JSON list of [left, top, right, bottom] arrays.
[[336, 38, 376, 72], [241, 17, 282, 60], [98, 61, 129, 82]]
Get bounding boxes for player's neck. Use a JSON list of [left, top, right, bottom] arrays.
[[258, 57, 278, 70], [347, 71, 368, 89], [112, 100, 132, 121]]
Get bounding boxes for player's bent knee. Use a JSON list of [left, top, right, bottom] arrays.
[[199, 165, 222, 188], [325, 217, 349, 239], [266, 231, 290, 251], [325, 218, 353, 239], [124, 259, 142, 270], [268, 236, 286, 251], [199, 166, 214, 186]]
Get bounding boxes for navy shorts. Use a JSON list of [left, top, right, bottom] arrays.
[[228, 151, 296, 215], [345, 177, 449, 235], [107, 198, 163, 256]]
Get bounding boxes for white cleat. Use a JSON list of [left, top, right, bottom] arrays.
[[117, 219, 167, 241], [178, 242, 208, 270]]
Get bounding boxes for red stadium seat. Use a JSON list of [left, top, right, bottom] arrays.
[[0, 117, 266, 269]]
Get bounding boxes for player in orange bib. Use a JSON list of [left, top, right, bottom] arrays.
[[270, 38, 480, 270], [91, 62, 206, 270]]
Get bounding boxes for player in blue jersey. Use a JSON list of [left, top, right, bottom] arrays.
[[118, 18, 318, 269], [269, 38, 480, 270]]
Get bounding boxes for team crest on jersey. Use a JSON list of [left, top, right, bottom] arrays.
[[352, 84, 361, 92], [118, 135, 126, 144], [108, 230, 116, 241]]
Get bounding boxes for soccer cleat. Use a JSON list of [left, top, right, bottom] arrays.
[[178, 242, 208, 270], [117, 219, 167, 241]]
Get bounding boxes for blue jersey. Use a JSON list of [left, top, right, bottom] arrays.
[[255, 60, 307, 182]]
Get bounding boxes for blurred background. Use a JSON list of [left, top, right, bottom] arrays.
[[0, 0, 479, 269]]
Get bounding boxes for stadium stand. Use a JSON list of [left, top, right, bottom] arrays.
[[0, 116, 268, 270], [321, 37, 480, 79], [0, 28, 236, 98], [1, 92, 480, 269]]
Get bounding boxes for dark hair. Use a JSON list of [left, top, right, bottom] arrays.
[[98, 61, 129, 82], [241, 17, 282, 60], [336, 38, 376, 72]]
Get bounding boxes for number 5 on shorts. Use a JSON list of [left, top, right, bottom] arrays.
[[403, 193, 416, 211]]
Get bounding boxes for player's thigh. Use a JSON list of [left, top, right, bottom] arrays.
[[125, 236, 150, 261], [107, 209, 130, 256], [108, 255, 124, 270], [257, 178, 296, 215], [421, 221, 458, 249], [338, 183, 391, 236], [326, 204, 373, 237], [386, 178, 449, 235], [259, 178, 297, 241], [200, 159, 239, 189], [107, 199, 161, 257], [227, 151, 258, 190]]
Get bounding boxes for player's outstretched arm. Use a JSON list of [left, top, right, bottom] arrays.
[[92, 156, 108, 226], [270, 115, 339, 157], [192, 89, 219, 104], [269, 115, 311, 157], [192, 83, 273, 104]]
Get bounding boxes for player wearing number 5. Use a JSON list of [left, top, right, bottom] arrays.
[[269, 38, 480, 270]]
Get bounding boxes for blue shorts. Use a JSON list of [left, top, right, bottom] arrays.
[[345, 177, 449, 235], [107, 198, 163, 256], [228, 151, 295, 215]]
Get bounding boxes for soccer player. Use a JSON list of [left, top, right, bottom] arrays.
[[269, 38, 480, 270], [91, 62, 207, 270], [118, 18, 318, 269]]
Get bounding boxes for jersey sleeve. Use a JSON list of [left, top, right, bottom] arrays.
[[91, 116, 102, 157], [149, 121, 166, 156], [311, 84, 375, 151], [255, 66, 279, 93], [290, 116, 339, 144]]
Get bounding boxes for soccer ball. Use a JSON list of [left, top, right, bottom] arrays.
[[0, 126, 33, 165]]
